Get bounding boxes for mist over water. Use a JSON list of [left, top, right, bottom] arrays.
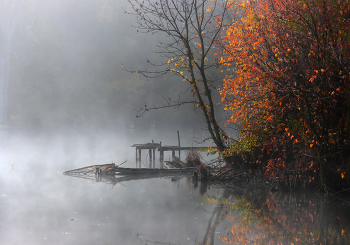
[[0, 129, 230, 245], [1, 1, 350, 244]]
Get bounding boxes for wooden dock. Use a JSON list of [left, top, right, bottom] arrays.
[[131, 140, 215, 168]]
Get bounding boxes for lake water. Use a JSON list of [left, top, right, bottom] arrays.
[[1, 134, 349, 245]]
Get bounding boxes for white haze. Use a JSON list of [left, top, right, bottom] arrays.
[[0, 1, 229, 244]]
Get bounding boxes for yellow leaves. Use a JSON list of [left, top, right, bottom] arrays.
[[167, 58, 175, 64], [310, 144, 313, 147], [321, 69, 325, 72], [341, 172, 345, 179], [206, 6, 212, 12]]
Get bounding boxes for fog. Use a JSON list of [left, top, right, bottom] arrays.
[[0, 2, 228, 244], [2, 0, 222, 138], [1, 0, 228, 166]]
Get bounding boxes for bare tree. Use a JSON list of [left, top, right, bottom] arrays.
[[124, 0, 236, 163]]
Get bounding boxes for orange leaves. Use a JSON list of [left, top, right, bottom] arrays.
[[309, 76, 317, 82], [219, 0, 350, 181]]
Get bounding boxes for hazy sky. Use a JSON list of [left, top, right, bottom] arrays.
[[2, 0, 212, 137]]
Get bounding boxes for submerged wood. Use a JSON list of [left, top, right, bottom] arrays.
[[66, 171, 191, 186], [63, 163, 195, 177], [165, 160, 186, 169]]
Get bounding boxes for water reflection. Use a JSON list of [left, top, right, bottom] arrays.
[[63, 166, 350, 245], [202, 187, 350, 245], [1, 149, 349, 245]]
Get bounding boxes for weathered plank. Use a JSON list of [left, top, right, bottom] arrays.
[[114, 167, 195, 175], [63, 163, 195, 177]]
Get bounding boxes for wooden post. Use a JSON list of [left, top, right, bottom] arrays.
[[160, 150, 164, 168], [159, 142, 164, 168], [177, 131, 181, 159], [172, 150, 175, 161], [152, 140, 155, 168], [135, 147, 138, 167], [138, 148, 141, 168], [149, 148, 152, 168]]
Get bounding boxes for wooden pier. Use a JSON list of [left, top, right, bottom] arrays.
[[132, 140, 161, 168], [131, 141, 215, 168]]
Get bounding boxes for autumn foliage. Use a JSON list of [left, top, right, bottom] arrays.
[[219, 0, 350, 186], [221, 191, 350, 244]]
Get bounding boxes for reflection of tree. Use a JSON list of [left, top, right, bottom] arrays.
[[65, 167, 350, 245], [220, 190, 350, 244], [201, 189, 232, 245]]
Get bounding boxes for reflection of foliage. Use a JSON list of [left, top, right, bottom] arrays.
[[219, 191, 350, 244]]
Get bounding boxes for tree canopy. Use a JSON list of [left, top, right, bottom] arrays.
[[219, 0, 350, 187]]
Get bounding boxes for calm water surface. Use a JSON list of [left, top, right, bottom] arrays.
[[1, 135, 349, 245]]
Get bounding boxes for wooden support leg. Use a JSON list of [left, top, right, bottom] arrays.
[[138, 149, 141, 168], [177, 131, 181, 160], [136, 147, 138, 167], [149, 148, 152, 168], [160, 150, 164, 168]]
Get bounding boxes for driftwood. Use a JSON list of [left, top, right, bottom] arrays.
[[63, 162, 196, 185], [63, 163, 195, 178], [165, 161, 186, 169]]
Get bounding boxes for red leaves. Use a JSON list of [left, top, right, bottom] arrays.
[[219, 0, 350, 179]]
